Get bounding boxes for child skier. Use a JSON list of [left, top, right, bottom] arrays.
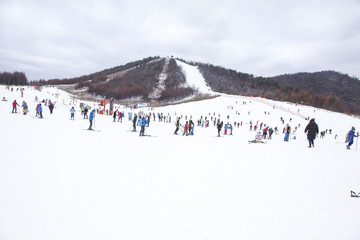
[[346, 127, 358, 150], [22, 101, 28, 115], [70, 106, 75, 120], [183, 121, 189, 136]]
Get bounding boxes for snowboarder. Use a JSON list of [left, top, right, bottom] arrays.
[[89, 110, 95, 130], [346, 127, 358, 150], [304, 118, 319, 148]]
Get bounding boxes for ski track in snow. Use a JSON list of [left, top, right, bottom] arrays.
[[0, 85, 360, 240]]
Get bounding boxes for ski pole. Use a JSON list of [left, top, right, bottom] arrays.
[[356, 133, 359, 150], [94, 118, 96, 128]]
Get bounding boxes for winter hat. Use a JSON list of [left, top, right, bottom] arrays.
[[351, 126, 355, 131]]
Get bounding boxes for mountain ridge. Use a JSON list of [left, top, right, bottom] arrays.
[[19, 56, 360, 114]]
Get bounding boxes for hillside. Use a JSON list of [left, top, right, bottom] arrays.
[[271, 71, 360, 113], [27, 56, 360, 114]]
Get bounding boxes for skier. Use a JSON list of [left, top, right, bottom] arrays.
[[22, 101, 28, 115], [268, 128, 274, 139], [38, 103, 43, 118], [132, 114, 137, 131], [174, 117, 180, 134], [147, 114, 151, 127], [70, 106, 75, 120], [262, 127, 268, 139], [249, 131, 265, 143], [304, 118, 319, 148], [113, 110, 117, 122], [183, 121, 189, 136], [139, 116, 147, 136], [346, 127, 358, 150], [89, 109, 95, 130], [217, 120, 223, 137], [84, 107, 88, 119], [118, 111, 123, 122], [189, 120, 194, 135], [12, 100, 19, 113], [284, 124, 291, 141], [49, 101, 54, 114], [35, 104, 40, 117]]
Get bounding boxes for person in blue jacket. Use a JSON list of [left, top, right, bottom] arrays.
[[70, 106, 75, 120], [139, 116, 147, 136], [38, 103, 43, 118], [89, 110, 95, 130], [346, 127, 358, 149]]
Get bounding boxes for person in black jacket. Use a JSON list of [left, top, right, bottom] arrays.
[[132, 114, 137, 131], [304, 118, 319, 148], [217, 120, 223, 137]]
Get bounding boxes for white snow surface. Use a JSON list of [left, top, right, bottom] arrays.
[[1, 85, 360, 240], [176, 60, 214, 94]]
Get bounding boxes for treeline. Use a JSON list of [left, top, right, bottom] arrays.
[[268, 89, 346, 113], [195, 62, 280, 95], [159, 87, 196, 101], [0, 71, 28, 85], [186, 61, 357, 114], [32, 56, 161, 87], [163, 58, 186, 88], [77, 58, 165, 100], [100, 56, 161, 76], [271, 71, 360, 113]]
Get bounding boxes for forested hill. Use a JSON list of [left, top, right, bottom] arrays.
[[271, 71, 360, 113]]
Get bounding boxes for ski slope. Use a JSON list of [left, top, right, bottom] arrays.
[[176, 60, 214, 94], [0, 85, 360, 240]]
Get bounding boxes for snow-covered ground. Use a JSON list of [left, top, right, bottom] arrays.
[[1, 84, 360, 240]]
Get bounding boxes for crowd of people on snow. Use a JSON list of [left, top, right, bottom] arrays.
[[4, 85, 359, 148]]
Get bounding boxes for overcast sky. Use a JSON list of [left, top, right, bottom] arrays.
[[1, 0, 360, 81]]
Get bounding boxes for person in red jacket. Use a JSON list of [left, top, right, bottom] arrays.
[[12, 100, 19, 113], [183, 121, 189, 136]]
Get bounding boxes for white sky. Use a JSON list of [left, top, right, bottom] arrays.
[[1, 0, 360, 81]]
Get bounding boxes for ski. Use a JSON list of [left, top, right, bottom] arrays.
[[84, 129, 100, 132]]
